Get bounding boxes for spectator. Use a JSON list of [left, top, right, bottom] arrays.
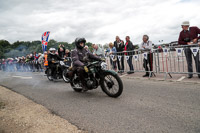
[[93, 44, 104, 58], [2, 59, 6, 71], [0, 59, 2, 70], [64, 49, 72, 66], [34, 52, 40, 72], [92, 44, 95, 50], [124, 36, 134, 74], [139, 35, 153, 77], [107, 42, 117, 71], [38, 53, 44, 72], [25, 55, 30, 71], [29, 54, 34, 72], [64, 49, 71, 57], [178, 21, 200, 78], [84, 45, 91, 52], [114, 36, 125, 73], [58, 44, 65, 58], [18, 57, 22, 71], [21, 56, 26, 71]]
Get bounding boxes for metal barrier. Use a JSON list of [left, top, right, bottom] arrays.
[[2, 44, 200, 80], [105, 44, 200, 79], [157, 44, 200, 79], [105, 49, 157, 77]]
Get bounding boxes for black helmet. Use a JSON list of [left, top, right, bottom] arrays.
[[75, 37, 86, 49]]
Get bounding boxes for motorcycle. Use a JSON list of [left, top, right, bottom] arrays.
[[46, 60, 71, 82], [66, 60, 123, 98]]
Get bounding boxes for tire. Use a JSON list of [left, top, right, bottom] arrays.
[[47, 68, 53, 81], [62, 69, 70, 83], [70, 82, 83, 92], [100, 71, 123, 98]]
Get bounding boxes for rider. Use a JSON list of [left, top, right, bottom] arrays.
[[47, 48, 63, 79], [71, 38, 102, 88]]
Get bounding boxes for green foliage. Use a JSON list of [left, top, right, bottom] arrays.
[[0, 39, 95, 59], [0, 40, 11, 48]]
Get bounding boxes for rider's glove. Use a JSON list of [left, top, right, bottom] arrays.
[[101, 58, 106, 62], [84, 66, 89, 73], [52, 60, 55, 63]]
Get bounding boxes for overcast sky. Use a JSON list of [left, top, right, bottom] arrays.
[[0, 0, 200, 44]]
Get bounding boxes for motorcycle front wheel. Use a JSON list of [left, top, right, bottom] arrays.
[[100, 71, 123, 98], [47, 68, 53, 81]]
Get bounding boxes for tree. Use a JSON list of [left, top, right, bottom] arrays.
[[0, 40, 11, 48], [0, 39, 98, 59]]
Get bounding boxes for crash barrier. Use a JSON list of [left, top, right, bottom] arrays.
[[1, 45, 200, 80], [156, 44, 200, 79], [105, 49, 156, 77], [105, 44, 200, 79]]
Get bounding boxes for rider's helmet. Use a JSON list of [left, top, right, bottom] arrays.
[[49, 48, 56, 55], [75, 38, 86, 49]]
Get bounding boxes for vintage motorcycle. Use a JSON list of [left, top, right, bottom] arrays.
[[46, 60, 71, 82], [65, 60, 123, 98]]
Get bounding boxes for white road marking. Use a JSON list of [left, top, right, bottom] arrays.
[[177, 76, 185, 82], [12, 75, 32, 79], [120, 74, 128, 78], [12, 76, 23, 78], [20, 77, 32, 79]]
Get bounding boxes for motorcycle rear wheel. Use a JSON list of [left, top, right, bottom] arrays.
[[62, 69, 70, 83], [70, 82, 83, 92], [47, 68, 53, 81]]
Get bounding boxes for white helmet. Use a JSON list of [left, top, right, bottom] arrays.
[[49, 48, 56, 55]]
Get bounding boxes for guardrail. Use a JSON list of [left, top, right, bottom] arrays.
[[105, 44, 200, 79], [1, 44, 200, 80]]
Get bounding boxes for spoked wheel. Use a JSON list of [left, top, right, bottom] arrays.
[[62, 69, 70, 83], [70, 77, 84, 92], [100, 72, 123, 98], [47, 68, 53, 81]]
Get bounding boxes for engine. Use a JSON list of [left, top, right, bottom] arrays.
[[86, 78, 98, 90]]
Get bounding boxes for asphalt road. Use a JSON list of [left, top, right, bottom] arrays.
[[0, 71, 200, 133]]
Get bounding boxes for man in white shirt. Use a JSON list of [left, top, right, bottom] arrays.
[[140, 35, 153, 77], [93, 44, 104, 58]]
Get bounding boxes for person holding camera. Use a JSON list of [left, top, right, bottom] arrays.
[[178, 21, 200, 78], [58, 44, 66, 58]]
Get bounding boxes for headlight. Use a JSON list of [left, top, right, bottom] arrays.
[[60, 61, 65, 66], [101, 62, 107, 70]]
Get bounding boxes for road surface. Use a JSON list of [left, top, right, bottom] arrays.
[[0, 71, 200, 133]]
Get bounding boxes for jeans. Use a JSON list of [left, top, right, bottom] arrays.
[[127, 56, 134, 71], [143, 53, 153, 75], [184, 47, 200, 77], [116, 53, 124, 71]]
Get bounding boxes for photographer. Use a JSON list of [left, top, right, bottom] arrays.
[[178, 21, 200, 78], [58, 44, 66, 58]]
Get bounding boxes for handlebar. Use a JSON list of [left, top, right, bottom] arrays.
[[87, 61, 100, 67]]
